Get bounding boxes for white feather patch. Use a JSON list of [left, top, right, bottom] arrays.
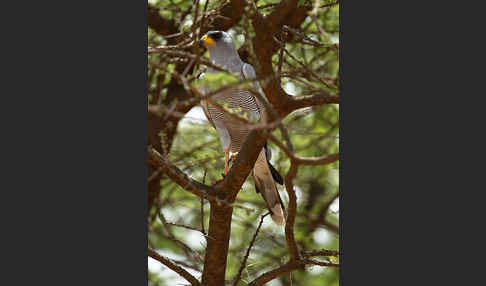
[[270, 204, 286, 226]]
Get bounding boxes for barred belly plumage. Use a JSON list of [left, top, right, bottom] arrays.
[[206, 88, 260, 153]]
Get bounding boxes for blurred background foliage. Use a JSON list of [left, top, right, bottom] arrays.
[[148, 0, 339, 285]]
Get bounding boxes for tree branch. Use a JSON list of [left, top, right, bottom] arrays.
[[247, 256, 339, 286], [217, 129, 268, 201], [233, 213, 270, 286], [247, 260, 302, 286], [268, 134, 339, 166], [201, 202, 234, 285], [265, 0, 299, 31], [304, 258, 339, 267], [296, 153, 339, 166], [287, 93, 339, 112], [202, 0, 247, 33], [148, 248, 201, 286], [200, 129, 269, 285], [148, 5, 178, 37], [302, 249, 340, 258], [284, 163, 300, 260], [148, 147, 222, 202], [148, 2, 340, 285]]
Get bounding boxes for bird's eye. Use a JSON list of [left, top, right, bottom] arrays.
[[210, 31, 223, 40]]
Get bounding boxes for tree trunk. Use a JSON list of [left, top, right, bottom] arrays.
[[201, 202, 234, 285]]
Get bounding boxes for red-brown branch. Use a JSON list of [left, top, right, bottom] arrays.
[[201, 203, 234, 285], [148, 147, 220, 202], [287, 93, 340, 112], [268, 134, 339, 166], [247, 260, 303, 286], [284, 163, 300, 260], [247, 257, 339, 286], [148, 248, 201, 286]]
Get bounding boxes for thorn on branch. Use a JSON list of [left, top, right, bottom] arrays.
[[233, 212, 270, 286], [301, 249, 340, 258]]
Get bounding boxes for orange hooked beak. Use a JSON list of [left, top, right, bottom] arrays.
[[199, 34, 216, 47]]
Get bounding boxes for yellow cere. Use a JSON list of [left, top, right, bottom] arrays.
[[201, 34, 216, 46]]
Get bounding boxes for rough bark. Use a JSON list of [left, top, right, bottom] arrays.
[[201, 204, 234, 285], [148, 1, 340, 285]]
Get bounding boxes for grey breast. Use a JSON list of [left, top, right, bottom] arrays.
[[206, 87, 261, 153]]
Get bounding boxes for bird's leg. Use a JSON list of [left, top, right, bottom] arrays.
[[223, 147, 230, 176], [213, 148, 231, 186], [230, 152, 238, 165]]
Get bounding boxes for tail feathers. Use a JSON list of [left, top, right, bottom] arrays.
[[253, 181, 286, 225], [264, 143, 283, 185], [268, 162, 283, 185], [270, 202, 286, 225], [254, 165, 282, 193], [253, 151, 286, 226]]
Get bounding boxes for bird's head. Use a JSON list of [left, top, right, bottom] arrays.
[[199, 31, 238, 57]]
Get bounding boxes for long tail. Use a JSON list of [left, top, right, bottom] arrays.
[[265, 143, 283, 185], [253, 149, 286, 225]]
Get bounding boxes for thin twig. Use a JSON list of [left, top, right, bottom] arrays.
[[304, 258, 339, 267], [158, 211, 205, 263], [165, 222, 204, 234], [233, 213, 270, 286], [201, 169, 207, 235], [148, 248, 201, 286], [148, 167, 164, 182], [268, 134, 339, 166], [301, 249, 340, 258], [148, 147, 231, 208]]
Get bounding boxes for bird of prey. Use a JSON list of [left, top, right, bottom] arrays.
[[198, 31, 286, 225]]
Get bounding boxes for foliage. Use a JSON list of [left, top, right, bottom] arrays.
[[148, 0, 339, 285]]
